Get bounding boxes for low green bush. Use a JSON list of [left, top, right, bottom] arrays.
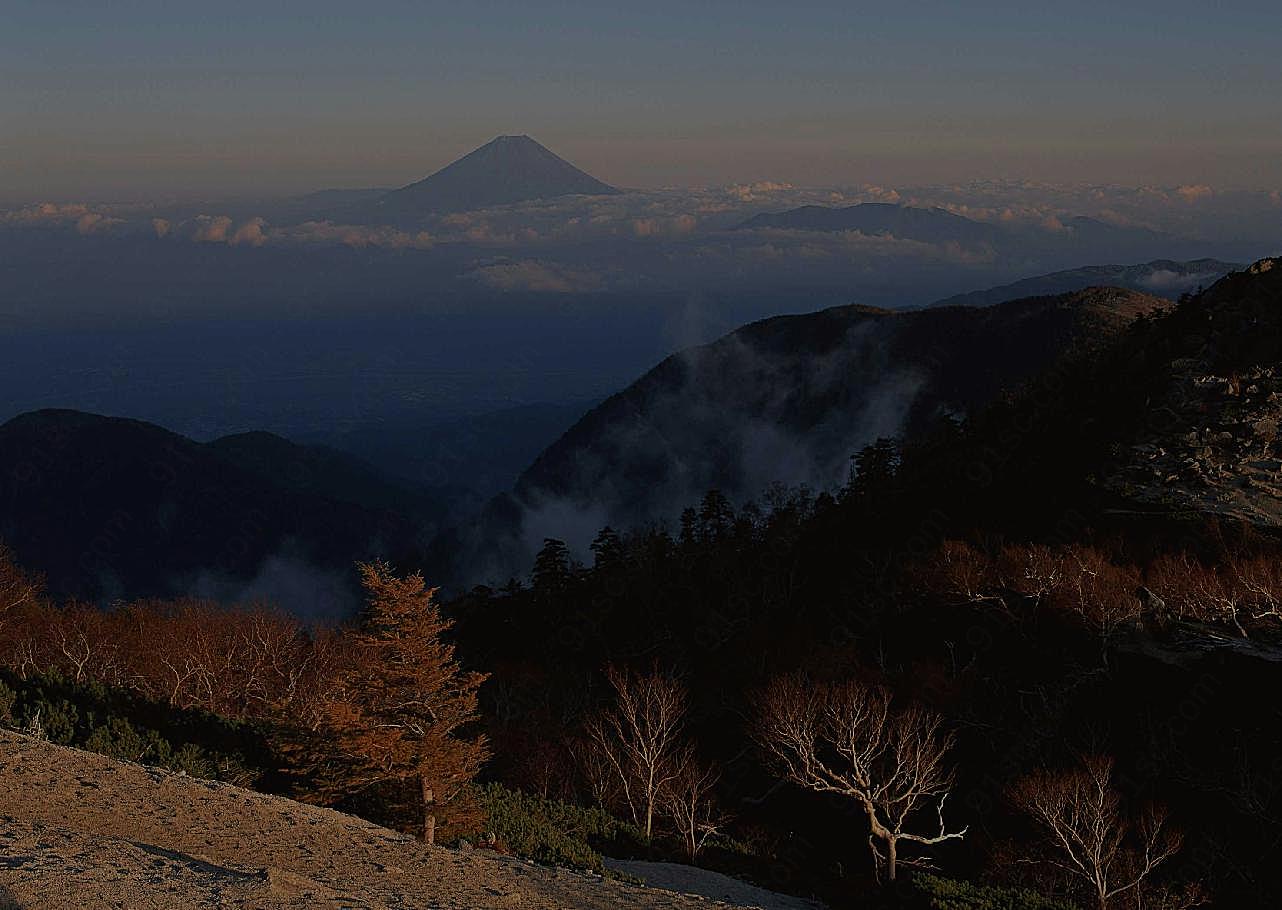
[[912, 874, 1079, 910], [0, 670, 269, 785], [476, 782, 644, 872]]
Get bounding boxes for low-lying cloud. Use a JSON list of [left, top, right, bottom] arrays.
[[192, 214, 234, 243], [510, 318, 929, 562], [1139, 268, 1224, 292], [280, 220, 435, 249], [3, 180, 1274, 257], [1175, 184, 1214, 204], [230, 217, 268, 247]]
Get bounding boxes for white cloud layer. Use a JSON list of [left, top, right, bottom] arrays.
[[1, 180, 1275, 265]]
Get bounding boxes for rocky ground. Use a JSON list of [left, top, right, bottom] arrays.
[[0, 732, 816, 910], [1108, 260, 1282, 525], [1112, 364, 1282, 523]]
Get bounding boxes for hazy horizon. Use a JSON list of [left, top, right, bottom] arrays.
[[5, 1, 1282, 202]]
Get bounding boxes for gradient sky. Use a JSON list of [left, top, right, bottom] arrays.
[[3, 0, 1281, 201]]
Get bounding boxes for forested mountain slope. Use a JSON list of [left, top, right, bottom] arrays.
[[515, 286, 1168, 531]]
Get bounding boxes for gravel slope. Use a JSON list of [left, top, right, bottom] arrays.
[[0, 732, 798, 909]]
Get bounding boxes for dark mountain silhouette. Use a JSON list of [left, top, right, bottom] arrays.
[[737, 202, 1007, 246], [364, 135, 619, 218], [1055, 214, 1174, 247], [205, 430, 447, 520], [513, 286, 1169, 533], [0, 411, 432, 606], [929, 258, 1241, 308], [318, 400, 598, 504]]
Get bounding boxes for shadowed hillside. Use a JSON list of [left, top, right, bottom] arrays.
[[514, 286, 1169, 535], [0, 410, 432, 609]]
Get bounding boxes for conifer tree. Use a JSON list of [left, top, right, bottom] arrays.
[[311, 561, 488, 843], [532, 538, 574, 601], [590, 527, 625, 572]]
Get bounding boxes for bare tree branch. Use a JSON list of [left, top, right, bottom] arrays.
[[755, 673, 966, 882]]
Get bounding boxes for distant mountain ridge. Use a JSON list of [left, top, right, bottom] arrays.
[[737, 203, 1008, 246], [359, 135, 619, 219], [513, 286, 1170, 535], [929, 258, 1241, 308], [734, 202, 1216, 265]]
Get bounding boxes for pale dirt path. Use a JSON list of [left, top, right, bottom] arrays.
[[0, 731, 788, 909], [604, 860, 823, 910]]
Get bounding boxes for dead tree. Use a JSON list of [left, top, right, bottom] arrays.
[[756, 673, 966, 881], [662, 749, 727, 861], [586, 665, 687, 840], [1012, 755, 1182, 909], [0, 544, 40, 615]]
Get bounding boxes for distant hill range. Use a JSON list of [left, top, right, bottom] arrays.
[[735, 203, 1218, 264], [343, 135, 619, 220], [930, 258, 1241, 308], [0, 411, 440, 610], [513, 286, 1170, 535], [737, 203, 1008, 246]]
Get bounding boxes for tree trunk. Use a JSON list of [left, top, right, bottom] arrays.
[[422, 780, 436, 847], [887, 837, 898, 882]]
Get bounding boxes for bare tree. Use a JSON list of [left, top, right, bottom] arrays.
[[1012, 755, 1183, 909], [0, 545, 43, 666], [1230, 554, 1282, 629], [577, 734, 623, 810], [1056, 548, 1142, 661], [755, 673, 966, 881], [998, 543, 1068, 611], [0, 544, 41, 615], [662, 749, 727, 861], [586, 665, 687, 840], [1150, 553, 1249, 636]]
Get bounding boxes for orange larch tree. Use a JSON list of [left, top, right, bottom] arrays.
[[309, 561, 488, 844]]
